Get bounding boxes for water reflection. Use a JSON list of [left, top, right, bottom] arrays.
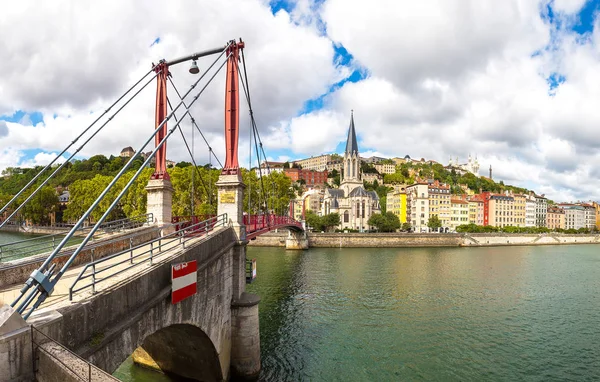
[[248, 245, 600, 382]]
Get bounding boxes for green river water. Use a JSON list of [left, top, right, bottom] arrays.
[[34, 243, 600, 381]]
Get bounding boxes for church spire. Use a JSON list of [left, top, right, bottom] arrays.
[[345, 110, 359, 156]]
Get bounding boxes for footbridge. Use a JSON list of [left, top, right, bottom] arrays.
[[0, 39, 304, 381]]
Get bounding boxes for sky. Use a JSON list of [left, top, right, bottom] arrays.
[[1, 0, 600, 202]]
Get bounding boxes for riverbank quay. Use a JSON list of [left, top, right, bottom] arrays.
[[248, 231, 600, 248], [0, 224, 75, 235]]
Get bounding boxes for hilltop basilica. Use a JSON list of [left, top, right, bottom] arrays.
[[321, 112, 380, 231]]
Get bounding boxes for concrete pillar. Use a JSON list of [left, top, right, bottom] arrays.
[[285, 230, 309, 250], [145, 178, 174, 234], [230, 293, 261, 380], [216, 173, 246, 241], [231, 244, 247, 301], [0, 305, 32, 382]]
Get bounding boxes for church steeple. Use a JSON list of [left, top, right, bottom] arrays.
[[345, 110, 359, 156], [342, 110, 361, 185]]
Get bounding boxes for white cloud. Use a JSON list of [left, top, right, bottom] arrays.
[[552, 0, 588, 14], [0, 0, 343, 172], [3, 0, 600, 203]]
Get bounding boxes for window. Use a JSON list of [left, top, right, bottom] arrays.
[[344, 211, 349, 223]]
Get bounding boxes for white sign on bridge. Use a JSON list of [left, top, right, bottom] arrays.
[[171, 260, 197, 304]]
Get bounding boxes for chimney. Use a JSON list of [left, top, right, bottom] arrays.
[[489, 165, 492, 180]]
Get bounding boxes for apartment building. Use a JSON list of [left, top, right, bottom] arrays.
[[428, 180, 451, 231], [293, 154, 332, 171], [488, 193, 515, 228], [406, 182, 430, 232], [546, 206, 565, 230], [387, 185, 408, 224], [559, 204, 586, 229], [373, 163, 396, 175], [450, 199, 469, 231], [512, 193, 526, 227], [284, 168, 328, 186], [534, 194, 548, 227], [525, 194, 536, 227]]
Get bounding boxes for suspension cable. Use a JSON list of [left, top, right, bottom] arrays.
[[191, 113, 195, 214], [15, 47, 232, 318], [0, 70, 160, 230], [166, 97, 212, 205], [167, 77, 223, 168], [0, 67, 155, 218], [248, 112, 253, 214], [235, 51, 271, 216]]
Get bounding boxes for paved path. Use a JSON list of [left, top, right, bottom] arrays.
[[0, 229, 220, 316]]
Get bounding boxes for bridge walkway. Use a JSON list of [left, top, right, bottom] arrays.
[[0, 228, 222, 316]]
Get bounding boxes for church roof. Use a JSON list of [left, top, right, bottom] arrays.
[[348, 187, 380, 200], [345, 111, 359, 156], [327, 188, 345, 198]]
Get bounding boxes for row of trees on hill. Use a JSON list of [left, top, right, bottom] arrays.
[[0, 159, 296, 225]]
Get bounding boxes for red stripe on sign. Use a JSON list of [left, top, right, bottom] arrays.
[[172, 260, 197, 279], [172, 283, 197, 304]]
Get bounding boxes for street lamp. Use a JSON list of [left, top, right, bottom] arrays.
[[189, 60, 199, 74]]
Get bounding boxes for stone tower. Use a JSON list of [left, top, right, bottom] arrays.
[[341, 111, 362, 194]]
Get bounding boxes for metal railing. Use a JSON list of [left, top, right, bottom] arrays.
[[97, 213, 154, 233], [68, 214, 227, 300], [172, 215, 216, 231], [243, 214, 302, 234], [0, 214, 153, 263], [31, 325, 117, 381]]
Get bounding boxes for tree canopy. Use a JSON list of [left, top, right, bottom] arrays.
[[368, 212, 400, 232]]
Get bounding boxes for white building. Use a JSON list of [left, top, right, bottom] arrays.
[[581, 203, 596, 229], [559, 204, 586, 229], [525, 194, 536, 227], [407, 182, 430, 232], [447, 154, 480, 175]]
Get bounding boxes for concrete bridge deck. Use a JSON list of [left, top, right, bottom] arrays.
[[0, 229, 216, 313]]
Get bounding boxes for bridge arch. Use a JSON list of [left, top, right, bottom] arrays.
[[139, 323, 223, 381]]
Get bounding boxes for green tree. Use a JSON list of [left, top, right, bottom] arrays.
[[401, 222, 412, 232], [305, 210, 324, 231], [64, 175, 112, 223], [368, 212, 400, 232], [175, 161, 192, 168], [20, 186, 59, 225], [322, 213, 341, 232], [427, 214, 442, 231]]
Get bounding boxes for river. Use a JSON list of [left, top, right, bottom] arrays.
[[113, 244, 598, 380]]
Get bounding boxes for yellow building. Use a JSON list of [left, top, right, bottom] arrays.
[[386, 185, 408, 223], [374, 163, 396, 174], [450, 199, 469, 231], [294, 154, 332, 171], [593, 202, 600, 230], [512, 193, 526, 227]]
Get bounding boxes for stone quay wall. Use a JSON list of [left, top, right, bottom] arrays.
[[248, 231, 600, 248]]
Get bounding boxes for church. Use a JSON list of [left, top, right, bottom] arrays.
[[321, 112, 380, 231]]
